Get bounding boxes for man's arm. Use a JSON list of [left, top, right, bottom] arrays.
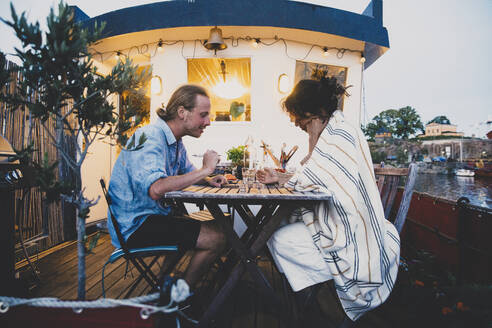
[[149, 167, 213, 200], [148, 149, 219, 200]]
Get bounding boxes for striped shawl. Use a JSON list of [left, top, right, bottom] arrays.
[[286, 110, 400, 321]]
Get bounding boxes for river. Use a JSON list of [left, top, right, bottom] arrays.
[[413, 174, 491, 208]]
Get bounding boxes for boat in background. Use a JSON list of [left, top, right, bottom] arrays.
[[455, 169, 475, 177]]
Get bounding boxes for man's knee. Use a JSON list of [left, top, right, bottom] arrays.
[[210, 224, 226, 251]]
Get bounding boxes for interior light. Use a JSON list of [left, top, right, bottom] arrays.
[[322, 47, 329, 57], [278, 74, 290, 94], [360, 53, 366, 63], [212, 78, 247, 99], [252, 38, 260, 48], [115, 51, 122, 60], [151, 75, 162, 95]]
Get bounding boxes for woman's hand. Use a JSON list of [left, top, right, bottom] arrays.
[[256, 168, 278, 184]]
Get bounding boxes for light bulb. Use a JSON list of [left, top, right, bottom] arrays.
[[157, 39, 164, 53], [322, 47, 329, 57]]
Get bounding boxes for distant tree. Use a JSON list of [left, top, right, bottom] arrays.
[[370, 149, 387, 164], [363, 106, 424, 140], [363, 109, 399, 141], [1, 2, 150, 299], [394, 106, 424, 139], [428, 115, 451, 125]]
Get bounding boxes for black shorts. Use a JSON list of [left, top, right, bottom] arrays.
[[126, 214, 201, 251]]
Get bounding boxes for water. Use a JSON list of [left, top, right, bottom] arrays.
[[413, 174, 491, 209]]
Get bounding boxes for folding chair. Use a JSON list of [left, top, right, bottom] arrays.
[[99, 178, 185, 298]]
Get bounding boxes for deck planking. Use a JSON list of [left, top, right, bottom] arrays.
[[20, 232, 443, 328]]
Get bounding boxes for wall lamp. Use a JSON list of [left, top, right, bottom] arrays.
[[151, 75, 162, 95], [278, 74, 290, 94]]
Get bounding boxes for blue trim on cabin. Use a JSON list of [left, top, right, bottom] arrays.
[[70, 6, 90, 22], [74, 0, 389, 68]]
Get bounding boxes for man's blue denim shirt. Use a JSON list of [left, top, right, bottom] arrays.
[[107, 119, 195, 248]]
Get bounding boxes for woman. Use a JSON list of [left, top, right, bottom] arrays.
[[257, 76, 400, 322]]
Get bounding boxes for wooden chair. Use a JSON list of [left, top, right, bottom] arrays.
[[99, 178, 185, 298], [331, 163, 419, 327], [374, 162, 418, 233]]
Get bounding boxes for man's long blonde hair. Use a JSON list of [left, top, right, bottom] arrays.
[[156, 84, 209, 121]]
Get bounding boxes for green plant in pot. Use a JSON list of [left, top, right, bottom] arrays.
[[226, 145, 248, 179], [229, 101, 245, 120]]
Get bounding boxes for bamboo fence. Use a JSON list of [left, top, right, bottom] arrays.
[[0, 60, 76, 258]]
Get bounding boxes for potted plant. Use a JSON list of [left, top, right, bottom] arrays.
[[1, 2, 149, 300], [226, 145, 248, 179]]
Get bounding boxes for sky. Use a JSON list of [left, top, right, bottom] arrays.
[[1, 0, 491, 138]]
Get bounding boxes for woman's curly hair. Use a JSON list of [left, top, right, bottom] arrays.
[[282, 73, 350, 121]]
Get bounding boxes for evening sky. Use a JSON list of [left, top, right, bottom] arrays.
[[1, 0, 491, 137]]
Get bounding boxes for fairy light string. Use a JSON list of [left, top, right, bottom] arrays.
[[92, 35, 365, 63]]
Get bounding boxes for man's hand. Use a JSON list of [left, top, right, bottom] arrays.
[[202, 150, 220, 174], [206, 175, 227, 187], [256, 168, 279, 184]]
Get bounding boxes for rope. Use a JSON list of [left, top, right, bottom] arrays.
[[0, 293, 159, 312], [0, 280, 197, 324]]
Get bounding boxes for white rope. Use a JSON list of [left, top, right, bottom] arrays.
[[0, 280, 196, 324], [0, 292, 159, 314]]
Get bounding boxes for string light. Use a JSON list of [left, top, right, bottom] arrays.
[[92, 36, 363, 64], [157, 39, 164, 53]]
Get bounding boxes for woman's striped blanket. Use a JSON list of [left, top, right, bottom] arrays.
[[286, 110, 400, 321]]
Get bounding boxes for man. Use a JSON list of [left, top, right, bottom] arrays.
[[107, 84, 227, 297]]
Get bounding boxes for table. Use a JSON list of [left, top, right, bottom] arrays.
[[164, 184, 331, 327]]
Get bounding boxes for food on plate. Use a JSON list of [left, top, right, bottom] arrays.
[[225, 173, 237, 181]]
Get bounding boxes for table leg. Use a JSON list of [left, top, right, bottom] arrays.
[[198, 202, 296, 328]]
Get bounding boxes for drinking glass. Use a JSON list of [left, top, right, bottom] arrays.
[[238, 180, 247, 193]]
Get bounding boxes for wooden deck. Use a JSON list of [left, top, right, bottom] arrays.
[[14, 232, 480, 328]]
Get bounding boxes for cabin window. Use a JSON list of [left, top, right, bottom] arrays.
[[295, 61, 347, 110], [188, 58, 251, 122]]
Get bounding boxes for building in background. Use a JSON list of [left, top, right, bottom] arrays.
[[420, 122, 464, 138], [374, 127, 392, 144]]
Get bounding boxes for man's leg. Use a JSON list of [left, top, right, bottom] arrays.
[[183, 220, 226, 287]]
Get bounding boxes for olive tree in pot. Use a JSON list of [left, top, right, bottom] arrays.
[[0, 2, 150, 299]]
